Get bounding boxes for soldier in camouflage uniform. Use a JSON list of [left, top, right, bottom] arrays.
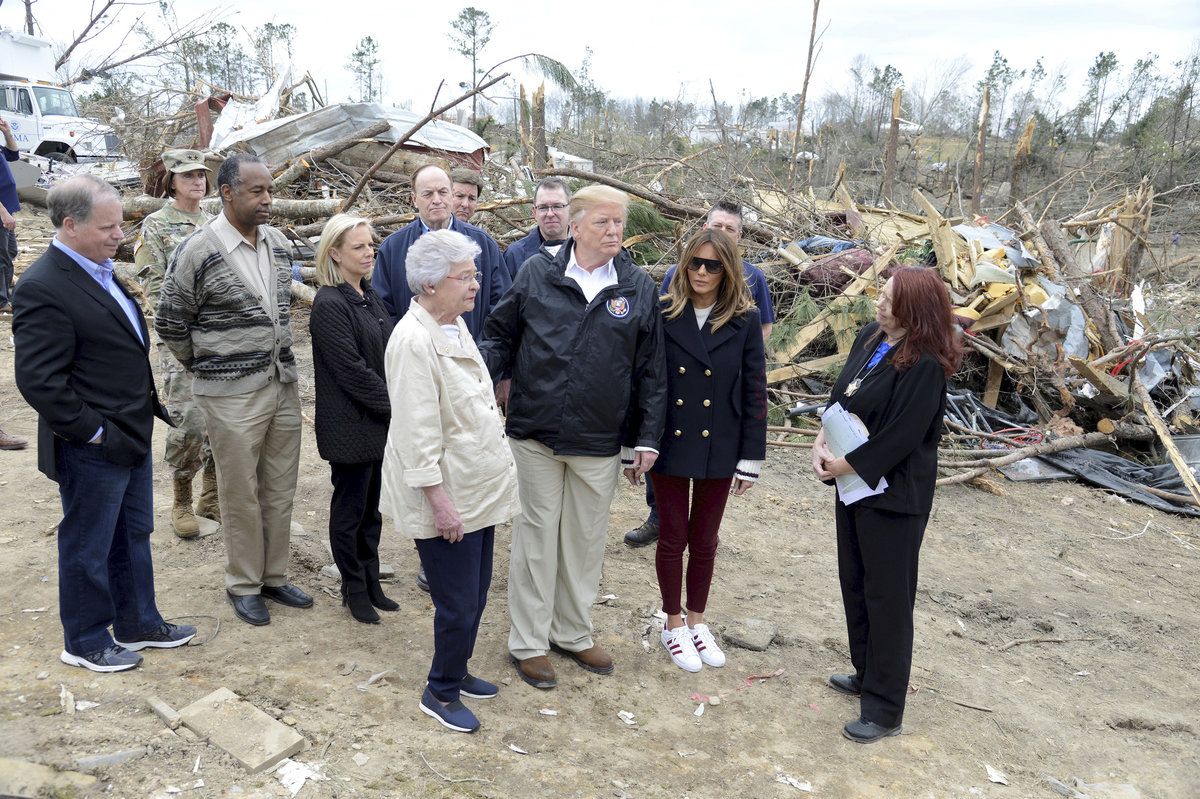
[[134, 149, 216, 539]]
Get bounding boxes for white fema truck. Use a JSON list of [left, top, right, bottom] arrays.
[[1, 27, 121, 162]]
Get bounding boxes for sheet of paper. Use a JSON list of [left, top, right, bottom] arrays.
[[821, 402, 888, 505]]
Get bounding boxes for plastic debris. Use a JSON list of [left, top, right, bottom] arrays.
[[986, 764, 1010, 785], [508, 743, 528, 755], [775, 772, 814, 792], [617, 710, 637, 726]]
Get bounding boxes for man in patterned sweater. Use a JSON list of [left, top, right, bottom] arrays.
[[156, 152, 312, 627]]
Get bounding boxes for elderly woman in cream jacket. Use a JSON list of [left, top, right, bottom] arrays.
[[380, 229, 518, 735]]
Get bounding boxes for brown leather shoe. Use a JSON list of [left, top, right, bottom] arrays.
[[510, 654, 556, 689], [550, 642, 614, 675], [0, 428, 28, 451]]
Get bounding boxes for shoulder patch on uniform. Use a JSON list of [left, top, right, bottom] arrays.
[[606, 296, 630, 318]]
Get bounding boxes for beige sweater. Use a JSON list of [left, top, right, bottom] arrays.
[[380, 300, 518, 538]]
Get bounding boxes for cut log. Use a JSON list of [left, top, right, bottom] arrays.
[[123, 196, 342, 222], [1096, 418, 1155, 441]]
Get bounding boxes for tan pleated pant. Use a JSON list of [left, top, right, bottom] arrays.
[[507, 437, 620, 659], [195, 380, 302, 595]]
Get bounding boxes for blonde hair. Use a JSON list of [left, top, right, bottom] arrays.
[[315, 214, 374, 287], [569, 184, 628, 226], [663, 228, 755, 331]]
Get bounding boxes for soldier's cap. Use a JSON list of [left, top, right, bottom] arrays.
[[162, 149, 211, 174]]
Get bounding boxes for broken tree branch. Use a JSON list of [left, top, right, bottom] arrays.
[[340, 72, 510, 211]]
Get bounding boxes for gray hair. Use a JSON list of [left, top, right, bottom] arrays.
[[217, 152, 264, 194], [405, 229, 482, 293], [48, 174, 119, 228]]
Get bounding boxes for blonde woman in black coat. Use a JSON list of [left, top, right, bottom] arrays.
[[648, 228, 767, 673], [310, 214, 396, 624]]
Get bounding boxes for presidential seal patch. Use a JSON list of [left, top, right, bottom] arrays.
[[606, 296, 630, 318]]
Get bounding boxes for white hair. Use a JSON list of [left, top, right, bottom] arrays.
[[405, 229, 482, 293]]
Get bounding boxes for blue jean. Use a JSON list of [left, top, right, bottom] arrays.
[[416, 527, 494, 703], [56, 440, 164, 656], [645, 478, 659, 524]]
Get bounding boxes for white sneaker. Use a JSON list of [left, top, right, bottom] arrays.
[[690, 623, 726, 668], [661, 626, 702, 672]]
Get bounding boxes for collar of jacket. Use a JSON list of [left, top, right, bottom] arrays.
[[547, 239, 641, 291], [405, 297, 476, 359], [663, 300, 748, 367], [335, 278, 375, 305]]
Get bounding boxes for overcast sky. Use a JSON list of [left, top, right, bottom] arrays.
[[3, 0, 1197, 118]]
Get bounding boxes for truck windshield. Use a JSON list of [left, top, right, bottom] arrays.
[[32, 87, 80, 117]]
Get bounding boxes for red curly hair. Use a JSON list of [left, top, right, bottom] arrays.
[[874, 266, 963, 377]]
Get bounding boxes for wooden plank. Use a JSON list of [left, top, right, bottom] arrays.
[[1068, 356, 1129, 397], [1133, 382, 1200, 505], [912, 188, 960, 288], [767, 353, 848, 386], [981, 327, 1008, 409]]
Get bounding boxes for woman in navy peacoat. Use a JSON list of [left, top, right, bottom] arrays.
[[648, 228, 767, 674]]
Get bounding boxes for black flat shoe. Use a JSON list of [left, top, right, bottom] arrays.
[[827, 673, 862, 696], [842, 717, 902, 743], [343, 590, 380, 624], [228, 591, 270, 626], [366, 579, 399, 611], [261, 583, 314, 608]]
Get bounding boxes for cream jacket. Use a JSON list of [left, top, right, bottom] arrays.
[[380, 299, 519, 539]]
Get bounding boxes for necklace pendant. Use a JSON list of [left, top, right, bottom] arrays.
[[846, 379, 860, 396]]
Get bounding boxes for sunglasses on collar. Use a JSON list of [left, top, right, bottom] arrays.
[[687, 256, 725, 274]]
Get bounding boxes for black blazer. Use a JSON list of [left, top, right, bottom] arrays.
[[13, 244, 171, 481], [309, 281, 394, 464], [828, 322, 946, 515], [653, 303, 767, 480]]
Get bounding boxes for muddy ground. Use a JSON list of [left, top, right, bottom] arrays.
[[0, 206, 1198, 798]]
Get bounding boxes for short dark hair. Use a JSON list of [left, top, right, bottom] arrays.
[[450, 168, 484, 194], [217, 152, 264, 194], [708, 200, 743, 223], [535, 177, 571, 201]]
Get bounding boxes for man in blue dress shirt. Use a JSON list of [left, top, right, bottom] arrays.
[[13, 175, 194, 672]]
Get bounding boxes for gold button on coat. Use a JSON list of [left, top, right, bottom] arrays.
[[703, 399, 711, 407], [675, 398, 683, 406], [702, 430, 710, 437], [704, 369, 712, 376], [674, 429, 682, 437], [678, 366, 686, 374]]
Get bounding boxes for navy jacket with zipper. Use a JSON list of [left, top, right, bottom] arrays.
[[480, 240, 665, 457]]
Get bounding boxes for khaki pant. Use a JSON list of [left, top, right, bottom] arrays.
[[507, 438, 620, 659], [195, 381, 302, 595]]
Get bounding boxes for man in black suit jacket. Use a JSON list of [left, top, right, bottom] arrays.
[[13, 175, 195, 673]]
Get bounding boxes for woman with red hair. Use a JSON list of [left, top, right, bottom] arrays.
[[811, 266, 962, 743]]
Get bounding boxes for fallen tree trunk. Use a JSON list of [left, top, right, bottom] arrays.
[[532, 166, 777, 243], [272, 119, 392, 191], [123, 196, 343, 222]]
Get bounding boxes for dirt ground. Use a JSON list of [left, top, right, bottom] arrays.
[[1, 207, 1198, 798]]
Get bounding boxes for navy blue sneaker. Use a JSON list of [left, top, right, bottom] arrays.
[[460, 674, 499, 699], [418, 687, 479, 733], [115, 622, 197, 651], [60, 645, 143, 673]]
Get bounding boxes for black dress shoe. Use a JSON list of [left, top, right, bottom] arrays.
[[415, 566, 430, 594], [261, 583, 314, 608], [842, 717, 902, 743], [228, 592, 270, 626], [827, 673, 862, 696], [623, 518, 659, 548]]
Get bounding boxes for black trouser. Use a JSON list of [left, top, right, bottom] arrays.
[[328, 460, 383, 595], [835, 501, 927, 728]]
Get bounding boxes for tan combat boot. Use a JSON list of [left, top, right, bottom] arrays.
[[171, 476, 200, 539], [195, 461, 220, 522]]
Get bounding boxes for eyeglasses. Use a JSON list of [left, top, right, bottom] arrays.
[[687, 256, 724, 274], [534, 203, 568, 213], [446, 270, 482, 284]]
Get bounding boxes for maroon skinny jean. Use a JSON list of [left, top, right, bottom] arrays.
[[650, 473, 733, 616]]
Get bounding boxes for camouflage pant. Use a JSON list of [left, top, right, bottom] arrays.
[[160, 346, 212, 481]]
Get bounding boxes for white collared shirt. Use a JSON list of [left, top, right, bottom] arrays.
[[564, 250, 617, 303]]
